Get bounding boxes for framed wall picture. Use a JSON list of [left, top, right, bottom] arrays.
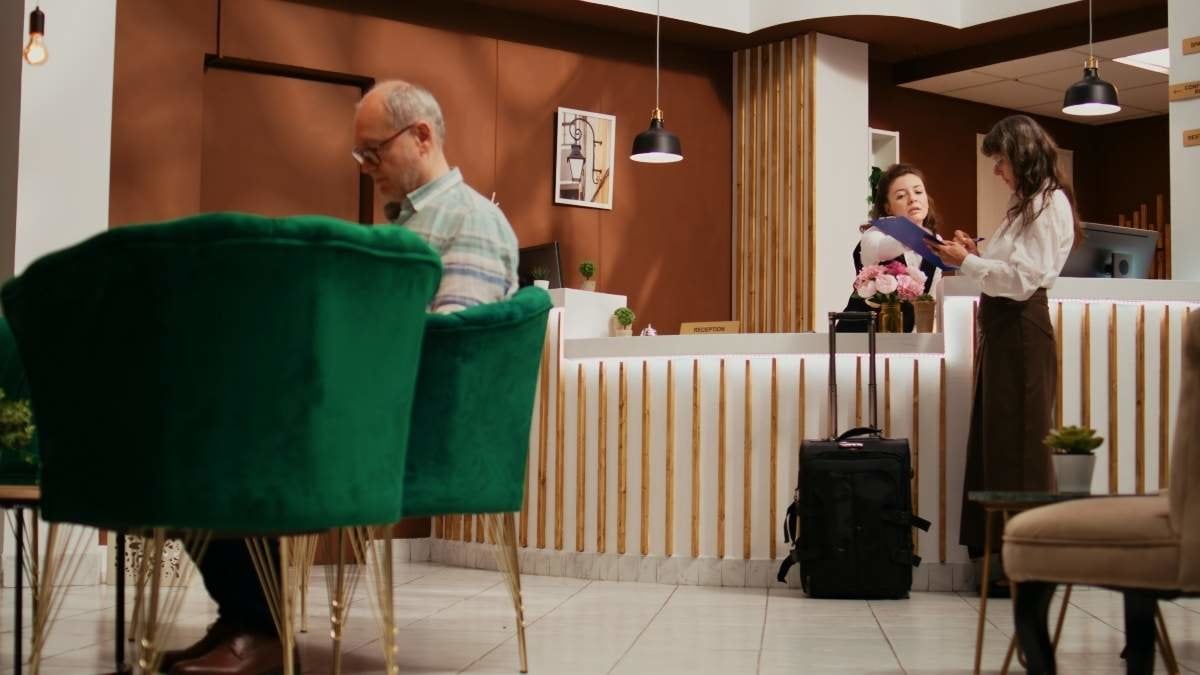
[[555, 107, 616, 210]]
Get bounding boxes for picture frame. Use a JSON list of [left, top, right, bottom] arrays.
[[554, 107, 616, 210]]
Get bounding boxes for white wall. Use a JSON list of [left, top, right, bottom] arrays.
[[813, 33, 869, 331], [12, 0, 117, 275], [1170, 0, 1200, 278]]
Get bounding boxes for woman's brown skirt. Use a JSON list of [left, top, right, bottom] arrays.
[[958, 288, 1057, 558]]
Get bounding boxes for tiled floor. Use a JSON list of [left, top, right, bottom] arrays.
[[1, 560, 1198, 674]]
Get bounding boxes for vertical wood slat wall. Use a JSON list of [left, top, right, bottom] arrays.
[[733, 36, 815, 333]]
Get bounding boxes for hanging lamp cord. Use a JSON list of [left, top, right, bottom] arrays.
[[655, 0, 661, 110]]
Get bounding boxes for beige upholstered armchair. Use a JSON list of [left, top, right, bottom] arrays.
[[1003, 310, 1200, 674]]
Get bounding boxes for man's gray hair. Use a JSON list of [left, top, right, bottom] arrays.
[[371, 80, 446, 146]]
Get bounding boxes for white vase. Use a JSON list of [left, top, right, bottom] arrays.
[[613, 328, 632, 337], [581, 280, 597, 292], [1053, 454, 1096, 493], [533, 279, 550, 289]]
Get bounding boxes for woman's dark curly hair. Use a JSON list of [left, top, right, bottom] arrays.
[[981, 115, 1081, 240]]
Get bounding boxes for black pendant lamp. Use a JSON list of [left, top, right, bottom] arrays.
[[631, 0, 682, 163], [1062, 0, 1120, 116]]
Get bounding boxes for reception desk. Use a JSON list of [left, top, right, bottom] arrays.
[[432, 280, 1200, 590]]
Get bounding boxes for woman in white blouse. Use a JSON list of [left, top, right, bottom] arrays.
[[931, 115, 1078, 585]]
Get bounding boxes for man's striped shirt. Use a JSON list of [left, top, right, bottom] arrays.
[[387, 168, 518, 313]]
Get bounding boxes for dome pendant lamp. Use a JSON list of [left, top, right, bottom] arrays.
[[631, 0, 683, 163], [1062, 0, 1120, 116]]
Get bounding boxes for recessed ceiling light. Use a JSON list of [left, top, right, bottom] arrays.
[[1113, 48, 1169, 74]]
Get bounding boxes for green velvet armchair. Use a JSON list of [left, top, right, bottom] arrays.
[[0, 212, 442, 675], [413, 286, 551, 672]]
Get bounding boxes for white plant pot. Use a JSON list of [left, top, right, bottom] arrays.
[[1053, 454, 1096, 494], [613, 327, 632, 337], [533, 279, 550, 289], [581, 280, 597, 292]]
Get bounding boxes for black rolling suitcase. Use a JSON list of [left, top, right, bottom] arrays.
[[777, 311, 930, 599]]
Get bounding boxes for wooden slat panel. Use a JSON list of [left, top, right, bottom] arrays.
[[577, 363, 586, 551], [555, 312, 566, 549], [666, 360, 676, 557], [1056, 302, 1064, 429], [743, 360, 753, 560], [769, 358, 778, 560], [537, 328, 550, 548], [1136, 306, 1146, 495], [1082, 303, 1092, 428], [641, 361, 651, 556], [912, 360, 920, 555], [1161, 308, 1171, 489], [718, 359, 727, 558], [1109, 305, 1119, 494], [618, 362, 628, 555], [939, 359, 947, 564], [691, 359, 701, 557], [597, 362, 607, 553]]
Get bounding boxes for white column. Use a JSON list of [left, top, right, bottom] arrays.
[[12, 0, 117, 275], [1170, 0, 1200, 278], [812, 33, 869, 330], [0, 0, 24, 279]]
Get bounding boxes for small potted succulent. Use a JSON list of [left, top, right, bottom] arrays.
[[530, 266, 550, 290], [1045, 425, 1103, 493], [612, 307, 635, 337], [914, 293, 936, 333], [579, 260, 597, 292]]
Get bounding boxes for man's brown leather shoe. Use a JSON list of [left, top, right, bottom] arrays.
[[158, 621, 235, 672], [169, 631, 293, 675]]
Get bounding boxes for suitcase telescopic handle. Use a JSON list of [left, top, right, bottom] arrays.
[[826, 311, 879, 439]]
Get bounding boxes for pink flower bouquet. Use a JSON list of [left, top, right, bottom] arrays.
[[853, 261, 927, 306]]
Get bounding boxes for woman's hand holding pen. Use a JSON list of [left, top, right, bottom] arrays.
[[953, 230, 979, 255]]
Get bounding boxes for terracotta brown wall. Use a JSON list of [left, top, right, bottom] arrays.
[[109, 0, 732, 335], [868, 60, 1170, 237], [1092, 116, 1172, 228]]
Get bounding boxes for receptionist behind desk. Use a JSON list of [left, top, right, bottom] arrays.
[[838, 163, 941, 332]]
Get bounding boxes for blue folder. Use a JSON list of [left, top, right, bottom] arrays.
[[870, 216, 957, 271]]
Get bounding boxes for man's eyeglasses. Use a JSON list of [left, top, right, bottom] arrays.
[[351, 123, 417, 166]]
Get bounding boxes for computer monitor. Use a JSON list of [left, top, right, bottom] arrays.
[[518, 242, 563, 288], [1060, 222, 1158, 279]]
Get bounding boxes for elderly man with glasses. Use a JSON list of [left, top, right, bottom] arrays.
[[162, 81, 519, 675], [353, 80, 518, 313]]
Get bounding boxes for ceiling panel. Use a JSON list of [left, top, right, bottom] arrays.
[[904, 70, 1005, 94], [1018, 59, 1167, 91], [1118, 83, 1169, 112], [973, 49, 1090, 79], [950, 79, 1063, 108]]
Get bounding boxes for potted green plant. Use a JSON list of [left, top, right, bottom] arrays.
[[612, 307, 635, 337], [0, 389, 36, 485], [579, 260, 597, 292], [530, 266, 550, 290], [1044, 425, 1103, 493], [914, 293, 936, 333]]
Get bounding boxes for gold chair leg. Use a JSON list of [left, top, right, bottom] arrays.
[[487, 512, 528, 674], [246, 537, 302, 675], [130, 529, 211, 675], [324, 528, 366, 675], [1156, 604, 1180, 675], [291, 533, 319, 633], [25, 521, 94, 675], [347, 526, 398, 675]]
